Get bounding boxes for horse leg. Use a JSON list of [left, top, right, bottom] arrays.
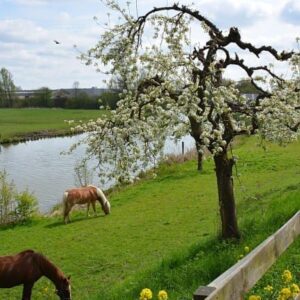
[[92, 201, 97, 217], [63, 207, 69, 224], [86, 202, 90, 217], [64, 203, 72, 224], [22, 282, 34, 300]]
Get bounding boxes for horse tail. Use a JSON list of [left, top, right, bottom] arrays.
[[62, 192, 69, 221]]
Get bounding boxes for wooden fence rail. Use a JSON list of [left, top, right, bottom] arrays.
[[193, 211, 300, 300]]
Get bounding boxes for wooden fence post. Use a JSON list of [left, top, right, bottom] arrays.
[[193, 286, 216, 300]]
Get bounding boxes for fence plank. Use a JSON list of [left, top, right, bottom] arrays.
[[193, 211, 300, 300]]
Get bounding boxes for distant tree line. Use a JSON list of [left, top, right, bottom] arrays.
[[0, 68, 120, 110], [0, 67, 258, 110]]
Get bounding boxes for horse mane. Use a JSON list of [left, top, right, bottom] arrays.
[[33, 252, 65, 287], [87, 185, 109, 206], [19, 249, 35, 255]]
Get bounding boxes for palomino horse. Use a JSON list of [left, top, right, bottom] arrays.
[[0, 249, 71, 300], [62, 185, 111, 223]]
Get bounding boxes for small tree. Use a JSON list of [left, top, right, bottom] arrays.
[[0, 68, 16, 107], [72, 81, 80, 99], [74, 160, 94, 187], [76, 2, 300, 239], [0, 170, 15, 224]]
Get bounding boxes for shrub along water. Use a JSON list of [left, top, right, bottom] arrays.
[[0, 170, 38, 225]]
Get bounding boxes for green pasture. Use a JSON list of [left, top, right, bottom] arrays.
[[0, 137, 299, 299], [0, 108, 105, 143]]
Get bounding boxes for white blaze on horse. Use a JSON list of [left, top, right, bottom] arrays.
[[62, 185, 110, 224]]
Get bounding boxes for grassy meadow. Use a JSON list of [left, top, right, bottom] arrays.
[[0, 108, 106, 143], [0, 137, 299, 299]]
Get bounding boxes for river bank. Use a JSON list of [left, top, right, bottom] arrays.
[[0, 128, 81, 144], [0, 108, 105, 144]]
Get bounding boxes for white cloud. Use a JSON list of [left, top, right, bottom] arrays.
[[1, 0, 299, 89], [0, 19, 49, 44], [11, 0, 47, 5], [58, 12, 71, 23], [11, 0, 81, 5], [280, 0, 300, 25]]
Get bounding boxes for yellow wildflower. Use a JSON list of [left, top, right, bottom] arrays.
[[264, 284, 273, 292], [158, 290, 168, 300], [282, 270, 293, 283], [140, 288, 153, 300], [291, 283, 300, 296], [278, 287, 292, 300], [248, 295, 261, 300], [244, 246, 250, 253]]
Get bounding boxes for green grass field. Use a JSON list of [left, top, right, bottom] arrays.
[[0, 108, 106, 143], [0, 137, 299, 299]]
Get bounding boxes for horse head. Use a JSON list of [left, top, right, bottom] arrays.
[[95, 186, 111, 215], [56, 276, 72, 300], [102, 200, 111, 215]]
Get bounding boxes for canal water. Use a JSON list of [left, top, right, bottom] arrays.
[[0, 134, 194, 212]]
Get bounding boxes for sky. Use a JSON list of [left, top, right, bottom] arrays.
[[0, 0, 299, 90]]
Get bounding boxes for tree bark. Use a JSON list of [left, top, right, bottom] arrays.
[[197, 152, 203, 171], [214, 150, 240, 239], [189, 117, 204, 172], [195, 141, 203, 171]]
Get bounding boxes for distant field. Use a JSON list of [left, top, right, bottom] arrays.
[[0, 108, 106, 143]]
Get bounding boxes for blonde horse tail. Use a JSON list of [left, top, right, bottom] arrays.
[[62, 192, 69, 223]]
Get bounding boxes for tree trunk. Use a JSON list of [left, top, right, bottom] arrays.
[[214, 150, 240, 239], [189, 117, 204, 172], [195, 142, 203, 172], [197, 151, 203, 171]]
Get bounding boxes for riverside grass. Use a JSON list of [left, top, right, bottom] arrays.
[[0, 108, 106, 143], [0, 137, 300, 299]]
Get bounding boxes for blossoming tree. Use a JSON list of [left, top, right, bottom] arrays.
[[77, 2, 300, 239]]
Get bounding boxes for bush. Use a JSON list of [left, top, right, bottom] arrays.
[[14, 190, 38, 222], [0, 170, 38, 225]]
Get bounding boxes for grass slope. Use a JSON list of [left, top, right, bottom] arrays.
[[0, 108, 105, 143], [0, 137, 299, 299]]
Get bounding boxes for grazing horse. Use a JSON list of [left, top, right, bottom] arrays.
[[62, 185, 111, 223], [0, 250, 71, 300]]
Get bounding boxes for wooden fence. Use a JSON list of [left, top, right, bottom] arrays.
[[193, 211, 300, 300]]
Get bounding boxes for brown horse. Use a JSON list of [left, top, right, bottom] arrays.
[[62, 185, 111, 223], [0, 249, 71, 300]]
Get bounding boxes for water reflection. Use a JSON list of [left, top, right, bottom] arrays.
[[0, 134, 194, 212]]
